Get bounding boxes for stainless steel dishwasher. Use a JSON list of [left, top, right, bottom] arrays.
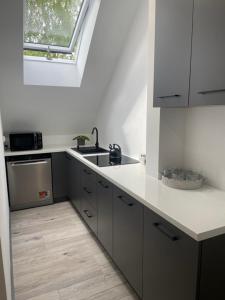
[[7, 156, 53, 211]]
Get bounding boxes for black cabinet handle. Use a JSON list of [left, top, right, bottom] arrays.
[[98, 180, 109, 189], [153, 222, 179, 241], [65, 154, 72, 161], [83, 210, 92, 218], [117, 195, 134, 207], [198, 89, 225, 95], [83, 187, 92, 194], [157, 94, 181, 99], [83, 169, 92, 175]]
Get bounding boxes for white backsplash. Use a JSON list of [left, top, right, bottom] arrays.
[[43, 134, 94, 147]]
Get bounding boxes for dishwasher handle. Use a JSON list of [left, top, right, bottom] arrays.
[[10, 160, 48, 167]]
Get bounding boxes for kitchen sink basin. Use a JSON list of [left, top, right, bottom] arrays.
[[71, 146, 108, 155]]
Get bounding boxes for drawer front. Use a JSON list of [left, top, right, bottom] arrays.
[[96, 175, 113, 256], [81, 198, 97, 235], [143, 208, 199, 300], [81, 166, 97, 210], [113, 187, 143, 297]]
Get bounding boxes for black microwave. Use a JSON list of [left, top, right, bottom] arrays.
[[9, 132, 43, 151]]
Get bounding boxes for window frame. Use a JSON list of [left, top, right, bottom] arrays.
[[23, 0, 90, 55]]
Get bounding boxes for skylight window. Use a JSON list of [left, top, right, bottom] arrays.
[[24, 0, 90, 62]]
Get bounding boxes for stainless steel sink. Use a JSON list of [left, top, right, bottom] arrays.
[[71, 146, 108, 155]]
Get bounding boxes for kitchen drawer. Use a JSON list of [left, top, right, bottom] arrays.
[[96, 175, 113, 256], [81, 197, 97, 235], [143, 207, 199, 300], [81, 165, 97, 210]]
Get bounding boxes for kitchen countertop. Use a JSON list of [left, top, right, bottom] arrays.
[[4, 145, 71, 156], [5, 145, 225, 242]]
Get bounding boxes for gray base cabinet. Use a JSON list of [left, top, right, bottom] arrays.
[[65, 156, 225, 300], [96, 175, 113, 256], [52, 153, 68, 201], [143, 208, 199, 300], [80, 165, 97, 235], [81, 197, 97, 235], [113, 187, 143, 298], [143, 208, 225, 300], [198, 234, 225, 300], [67, 155, 83, 214]]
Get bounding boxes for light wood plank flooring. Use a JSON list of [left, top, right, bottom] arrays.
[[11, 202, 139, 300]]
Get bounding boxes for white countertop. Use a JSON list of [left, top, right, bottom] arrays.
[[4, 145, 71, 156], [5, 145, 225, 241]]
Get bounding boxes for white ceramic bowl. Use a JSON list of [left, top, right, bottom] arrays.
[[162, 175, 204, 190]]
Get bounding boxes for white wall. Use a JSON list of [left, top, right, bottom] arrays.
[[146, 0, 160, 176], [24, 59, 81, 88], [184, 107, 225, 190], [159, 109, 186, 172], [0, 113, 12, 300], [0, 0, 139, 136], [96, 0, 148, 159]]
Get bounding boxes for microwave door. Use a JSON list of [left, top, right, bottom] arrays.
[[10, 134, 35, 151]]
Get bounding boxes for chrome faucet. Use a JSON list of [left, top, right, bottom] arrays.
[[91, 127, 99, 149]]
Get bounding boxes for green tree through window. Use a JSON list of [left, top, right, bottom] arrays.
[[24, 0, 85, 61]]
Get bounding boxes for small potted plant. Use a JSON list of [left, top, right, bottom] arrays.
[[73, 135, 90, 148]]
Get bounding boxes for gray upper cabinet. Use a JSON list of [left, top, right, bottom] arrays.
[[153, 0, 193, 107], [190, 0, 225, 106], [154, 0, 225, 107]]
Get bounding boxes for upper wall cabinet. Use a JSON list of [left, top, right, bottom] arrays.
[[190, 0, 225, 106], [154, 0, 225, 107], [154, 0, 193, 107]]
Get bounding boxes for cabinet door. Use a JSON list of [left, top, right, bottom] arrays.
[[66, 154, 73, 200], [70, 158, 82, 214], [154, 0, 193, 107], [113, 187, 143, 297], [190, 0, 225, 106], [81, 166, 97, 210], [199, 234, 225, 300], [80, 165, 97, 235], [96, 175, 113, 256], [143, 208, 199, 300], [52, 152, 68, 201]]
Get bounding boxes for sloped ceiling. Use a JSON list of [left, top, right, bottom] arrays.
[[0, 0, 139, 134]]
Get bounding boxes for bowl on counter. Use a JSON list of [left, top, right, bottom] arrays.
[[161, 168, 205, 190]]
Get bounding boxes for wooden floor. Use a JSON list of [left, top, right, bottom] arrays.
[[11, 202, 139, 300]]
